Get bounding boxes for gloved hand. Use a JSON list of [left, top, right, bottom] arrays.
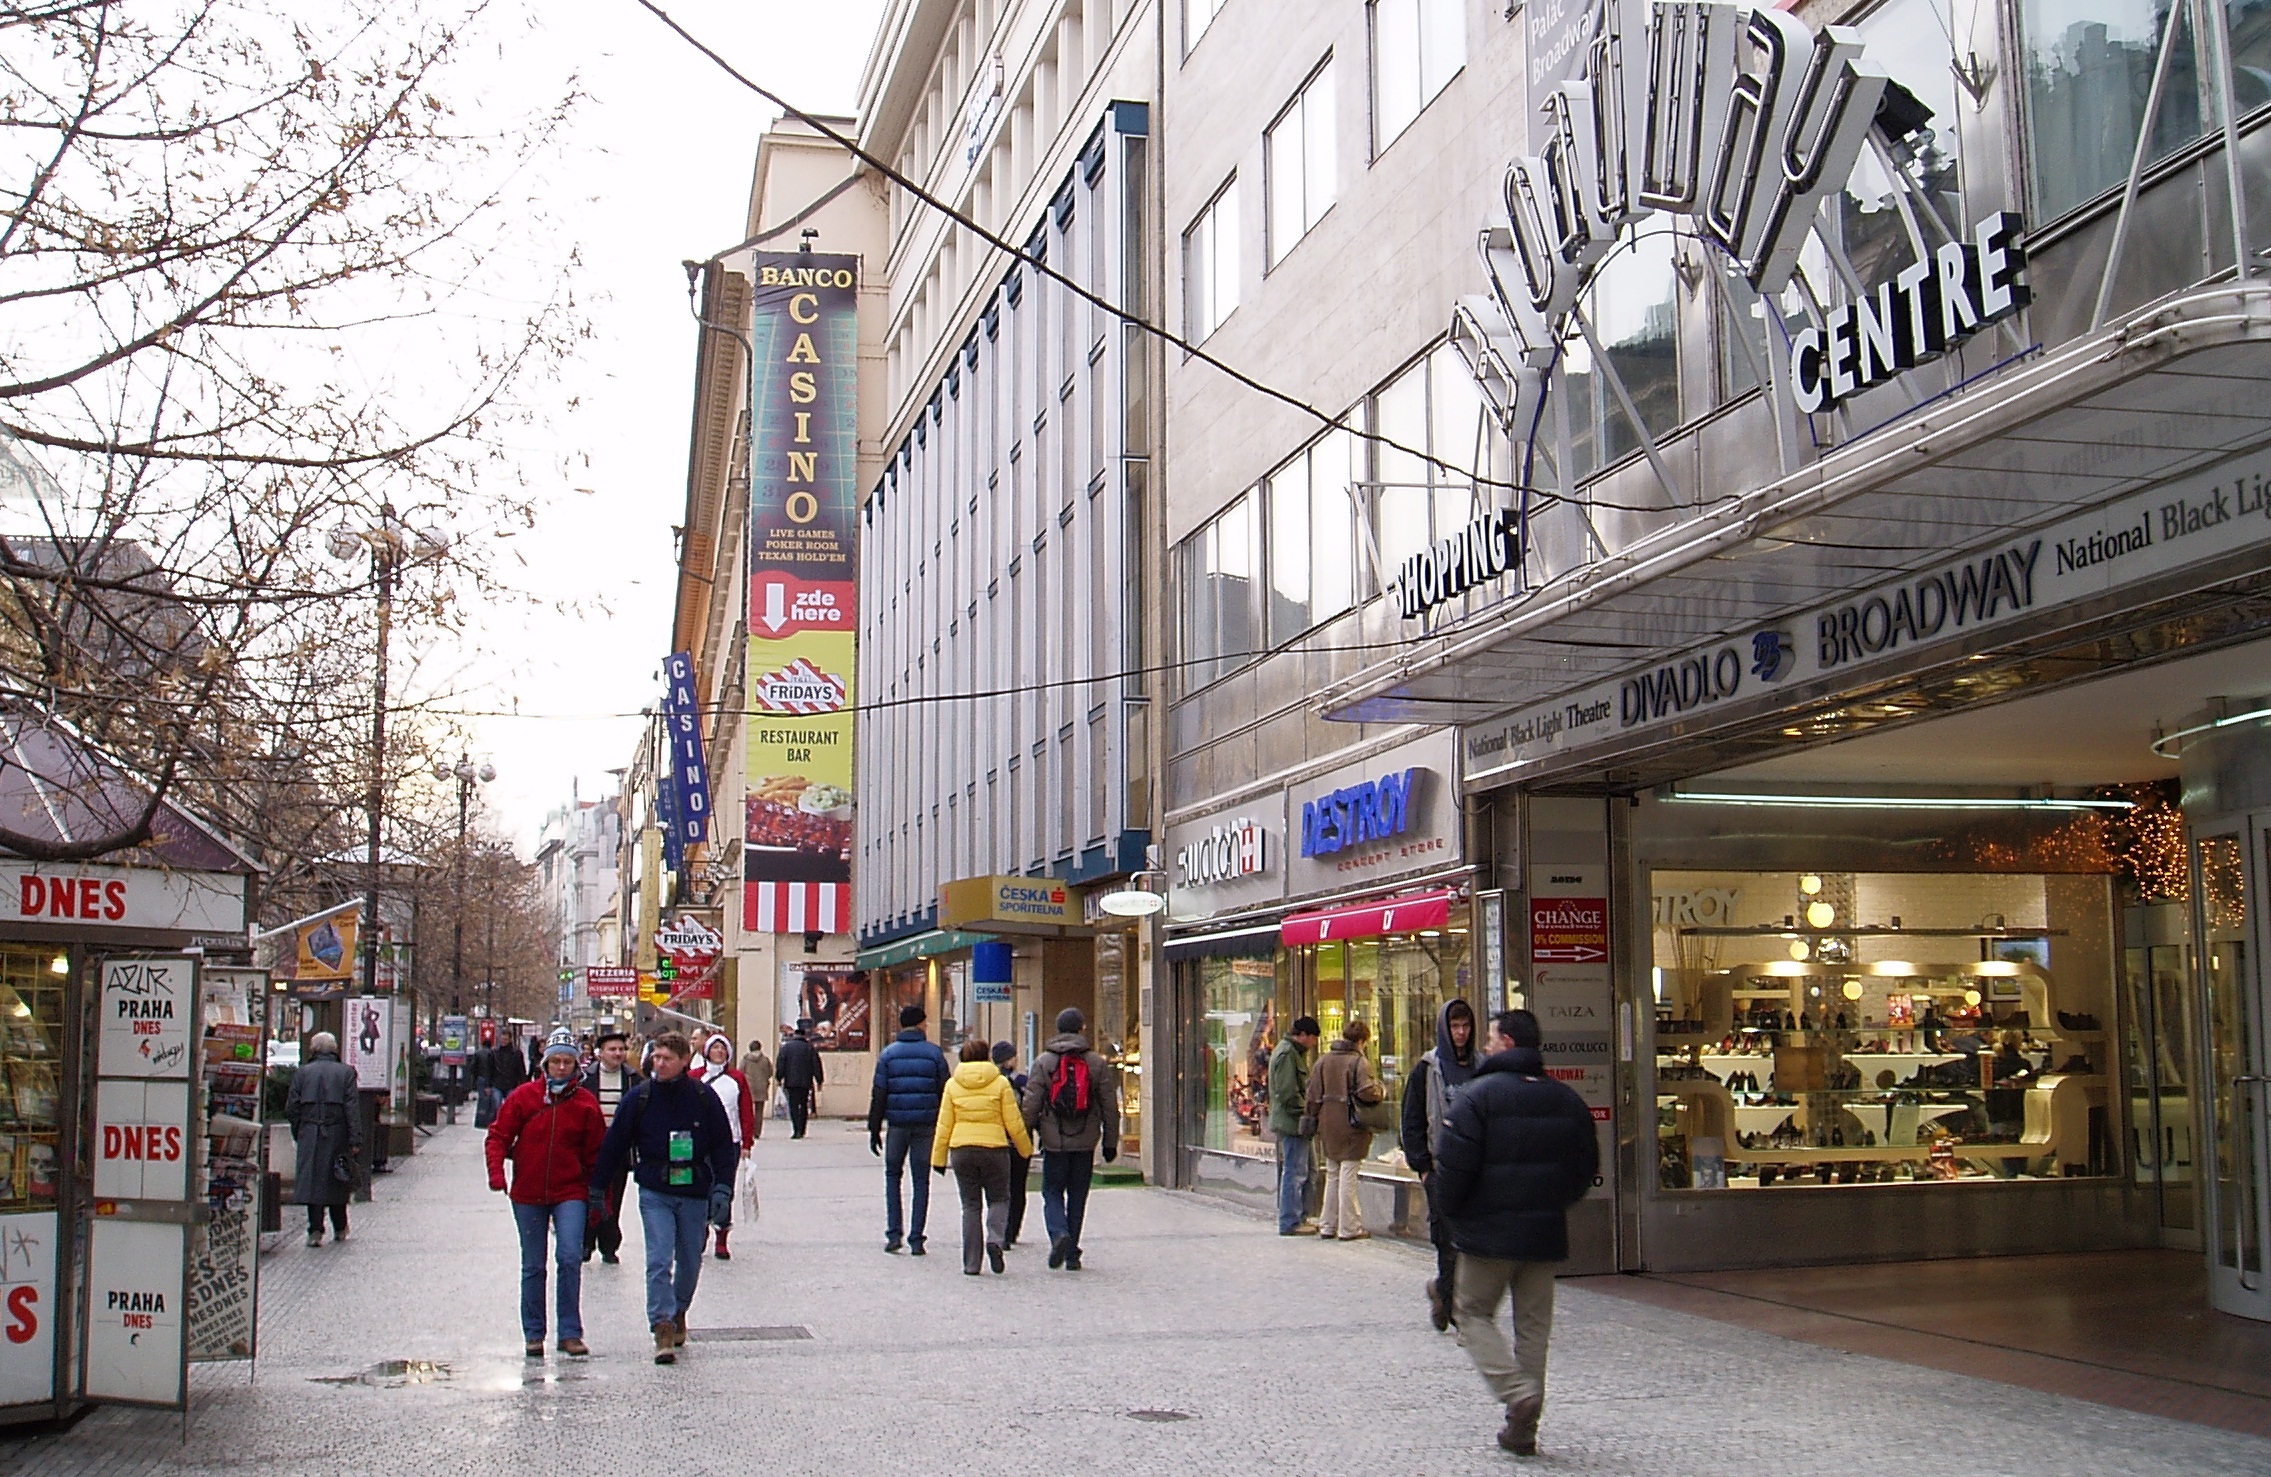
[[932, 1163, 946, 1177], [869, 1131, 881, 1156], [1102, 1147, 1117, 1164], [489, 1178, 507, 1193], [708, 1185, 733, 1227]]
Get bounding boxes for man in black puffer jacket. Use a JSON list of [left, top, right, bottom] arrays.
[[1432, 1009, 1597, 1459]]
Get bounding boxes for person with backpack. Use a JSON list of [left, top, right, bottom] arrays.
[[588, 1030, 738, 1365], [1268, 1016, 1322, 1235], [1433, 1009, 1599, 1458], [989, 1040, 1030, 1248], [776, 1019, 824, 1138], [487, 1029, 608, 1357], [1304, 1018, 1387, 1240], [868, 1004, 953, 1254], [1019, 1008, 1119, 1270], [931, 1038, 1034, 1275], [1401, 999, 1480, 1330]]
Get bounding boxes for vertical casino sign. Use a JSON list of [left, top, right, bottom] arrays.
[[745, 252, 859, 932]]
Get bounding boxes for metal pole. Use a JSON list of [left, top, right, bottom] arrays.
[[451, 761, 468, 1011], [361, 511, 395, 999], [2090, 8, 2188, 330]]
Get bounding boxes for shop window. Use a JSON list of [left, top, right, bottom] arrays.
[[1184, 178, 1240, 341], [1196, 954, 1283, 1157], [0, 946, 64, 1214], [1304, 925, 1472, 1180], [1370, 0, 1464, 152], [1266, 58, 1337, 266], [1176, 489, 1259, 691], [1563, 230, 1680, 480], [1265, 426, 1361, 643], [1651, 869, 2118, 1191]]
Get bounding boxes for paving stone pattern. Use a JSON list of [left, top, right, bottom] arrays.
[[4, 1122, 2268, 1476]]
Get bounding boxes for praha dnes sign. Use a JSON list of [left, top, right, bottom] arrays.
[[1414, 0, 2029, 620]]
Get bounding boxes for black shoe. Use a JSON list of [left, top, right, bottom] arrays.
[[988, 1244, 1005, 1274], [885, 1236, 903, 1254], [601, 1252, 619, 1265], [909, 1240, 926, 1257], [1426, 1279, 1452, 1333], [1047, 1236, 1067, 1269], [1064, 1249, 1082, 1271], [963, 1268, 981, 1277]]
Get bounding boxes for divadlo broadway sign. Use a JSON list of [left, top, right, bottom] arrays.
[[1464, 446, 2271, 784]]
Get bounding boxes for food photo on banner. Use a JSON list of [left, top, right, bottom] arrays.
[[780, 961, 868, 1051], [745, 251, 859, 929]]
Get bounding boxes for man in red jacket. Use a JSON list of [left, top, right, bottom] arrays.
[[487, 1029, 607, 1357]]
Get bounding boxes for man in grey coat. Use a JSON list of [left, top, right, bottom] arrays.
[[288, 1031, 364, 1247], [1020, 1008, 1119, 1271]]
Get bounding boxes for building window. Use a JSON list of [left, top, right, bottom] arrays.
[[1184, 178, 1240, 341], [1266, 426, 1362, 643], [2022, 0, 2214, 222], [1368, 345, 1485, 578], [1177, 489, 1258, 691], [1266, 59, 1337, 265], [1370, 0, 1464, 152], [1184, 0, 1229, 54], [1562, 229, 1680, 480]]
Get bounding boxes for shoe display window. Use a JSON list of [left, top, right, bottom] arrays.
[[1651, 870, 2117, 1190]]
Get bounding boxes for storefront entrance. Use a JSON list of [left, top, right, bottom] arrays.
[[2189, 813, 2271, 1321]]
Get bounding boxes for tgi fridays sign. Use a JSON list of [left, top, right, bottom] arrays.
[[656, 916, 723, 1001], [1466, 443, 2271, 786]]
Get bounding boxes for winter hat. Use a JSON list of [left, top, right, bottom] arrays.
[[541, 1029, 580, 1067], [1055, 1007, 1085, 1035], [990, 1040, 1016, 1069]]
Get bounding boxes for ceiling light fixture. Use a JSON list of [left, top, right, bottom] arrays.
[[2150, 703, 2271, 759]]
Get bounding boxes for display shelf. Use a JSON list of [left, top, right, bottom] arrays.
[[1723, 1141, 2040, 1164]]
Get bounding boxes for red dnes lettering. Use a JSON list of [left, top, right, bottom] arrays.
[[101, 1124, 183, 1161], [17, 875, 128, 921], [4, 1284, 36, 1344]]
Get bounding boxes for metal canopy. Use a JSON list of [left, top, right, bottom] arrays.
[[1317, 285, 2271, 730]]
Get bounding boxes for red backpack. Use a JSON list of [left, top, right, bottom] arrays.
[[1046, 1050, 1095, 1124]]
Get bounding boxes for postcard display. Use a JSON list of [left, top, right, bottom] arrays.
[[189, 968, 267, 1362]]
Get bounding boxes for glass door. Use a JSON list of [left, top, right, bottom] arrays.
[[2196, 824, 2271, 1320]]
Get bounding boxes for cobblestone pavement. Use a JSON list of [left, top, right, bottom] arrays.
[[5, 1121, 2268, 1476]]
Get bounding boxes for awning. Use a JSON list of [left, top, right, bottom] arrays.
[[1280, 889, 1456, 946], [854, 928, 991, 972], [1316, 285, 2271, 784]]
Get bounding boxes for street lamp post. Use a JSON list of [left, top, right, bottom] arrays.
[[327, 508, 449, 999], [435, 755, 496, 1012]]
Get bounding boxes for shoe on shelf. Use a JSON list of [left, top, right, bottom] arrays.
[[652, 1323, 676, 1365], [558, 1339, 589, 1357], [524, 1341, 544, 1358], [885, 1235, 904, 1254], [1047, 1237, 1068, 1269], [988, 1244, 1005, 1274]]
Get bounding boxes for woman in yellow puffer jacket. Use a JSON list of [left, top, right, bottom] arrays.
[[931, 1039, 1036, 1276]]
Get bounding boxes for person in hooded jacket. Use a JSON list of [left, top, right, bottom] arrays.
[[1020, 1008, 1119, 1270], [989, 1040, 1031, 1248], [1432, 1009, 1598, 1458], [487, 1030, 608, 1357], [590, 1030, 738, 1365], [868, 1004, 953, 1254], [1401, 998, 1480, 1330], [697, 1034, 758, 1259], [1305, 1018, 1387, 1240], [931, 1038, 1035, 1276]]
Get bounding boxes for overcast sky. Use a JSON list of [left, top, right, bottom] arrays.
[[445, 0, 884, 847]]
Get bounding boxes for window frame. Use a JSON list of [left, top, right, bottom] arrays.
[[1264, 55, 1338, 268], [1183, 175, 1242, 342], [1368, 0, 1466, 157]]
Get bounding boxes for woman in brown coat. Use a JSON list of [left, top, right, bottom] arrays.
[[1306, 1019, 1386, 1239]]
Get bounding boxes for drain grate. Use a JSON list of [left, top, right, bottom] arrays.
[[311, 1359, 452, 1387], [685, 1325, 813, 1343], [1126, 1409, 1195, 1423]]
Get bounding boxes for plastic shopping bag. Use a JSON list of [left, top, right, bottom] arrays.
[[739, 1159, 760, 1222]]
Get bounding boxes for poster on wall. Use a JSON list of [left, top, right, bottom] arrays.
[[745, 251, 860, 933], [1529, 866, 1613, 1202], [780, 961, 869, 1052], [83, 1216, 187, 1407], [342, 996, 393, 1092], [287, 902, 360, 1000], [97, 956, 197, 1080], [0, 1210, 57, 1407]]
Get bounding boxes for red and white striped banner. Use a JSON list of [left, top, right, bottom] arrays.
[[752, 655, 847, 714], [745, 881, 851, 935]]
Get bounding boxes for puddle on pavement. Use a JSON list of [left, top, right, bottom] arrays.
[[310, 1359, 452, 1388], [1126, 1409, 1195, 1423]]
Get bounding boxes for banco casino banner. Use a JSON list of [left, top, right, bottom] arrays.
[[745, 252, 858, 929]]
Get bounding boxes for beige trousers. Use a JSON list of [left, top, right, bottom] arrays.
[[1454, 1254, 1556, 1419], [1318, 1157, 1365, 1237]]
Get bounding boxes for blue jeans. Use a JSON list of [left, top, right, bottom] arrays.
[[884, 1124, 935, 1243], [1277, 1133, 1312, 1232], [512, 1199, 586, 1342], [1040, 1149, 1094, 1249], [637, 1187, 710, 1327]]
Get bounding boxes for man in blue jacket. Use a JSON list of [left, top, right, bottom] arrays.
[[1432, 1009, 1598, 1458], [589, 1031, 736, 1365], [867, 1004, 952, 1255]]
